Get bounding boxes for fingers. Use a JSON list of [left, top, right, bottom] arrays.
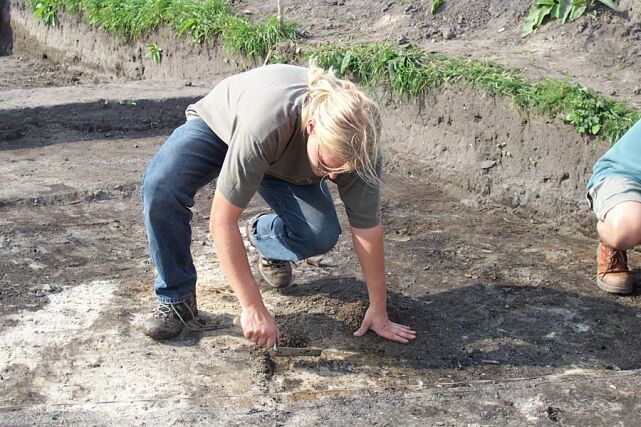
[[366, 321, 417, 344], [246, 330, 278, 347], [353, 319, 372, 337], [353, 326, 368, 337]]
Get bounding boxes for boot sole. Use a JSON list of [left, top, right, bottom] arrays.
[[596, 277, 634, 295]]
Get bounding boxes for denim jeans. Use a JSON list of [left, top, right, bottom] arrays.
[[141, 118, 342, 303]]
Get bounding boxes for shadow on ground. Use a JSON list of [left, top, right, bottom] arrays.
[[276, 277, 641, 372]]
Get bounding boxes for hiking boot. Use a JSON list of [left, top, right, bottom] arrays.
[[246, 215, 293, 289], [596, 242, 634, 295], [259, 257, 293, 288], [143, 293, 198, 339]]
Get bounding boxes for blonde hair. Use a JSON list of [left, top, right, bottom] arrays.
[[301, 65, 382, 187]]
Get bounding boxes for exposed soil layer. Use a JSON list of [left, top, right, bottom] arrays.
[[2, 0, 641, 424]]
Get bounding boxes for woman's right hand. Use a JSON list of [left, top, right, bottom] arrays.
[[240, 305, 280, 348]]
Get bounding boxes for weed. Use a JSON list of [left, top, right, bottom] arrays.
[[522, 0, 619, 37], [307, 43, 640, 145], [28, 0, 296, 59], [146, 43, 163, 63], [120, 100, 137, 108], [431, 0, 444, 14], [496, 142, 512, 158]]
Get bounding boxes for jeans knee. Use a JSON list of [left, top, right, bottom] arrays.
[[304, 223, 341, 256], [141, 172, 184, 220]]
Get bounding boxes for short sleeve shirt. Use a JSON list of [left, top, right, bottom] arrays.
[[587, 118, 641, 191], [185, 64, 381, 229]]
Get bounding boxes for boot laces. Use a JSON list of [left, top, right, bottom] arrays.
[[152, 301, 224, 332], [262, 257, 289, 272], [605, 248, 628, 275]]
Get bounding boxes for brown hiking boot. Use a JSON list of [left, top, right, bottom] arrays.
[[143, 293, 198, 339], [596, 242, 634, 295], [246, 215, 293, 289]]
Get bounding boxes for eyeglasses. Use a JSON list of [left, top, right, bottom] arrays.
[[317, 141, 333, 176]]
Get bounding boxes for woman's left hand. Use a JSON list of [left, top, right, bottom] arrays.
[[353, 306, 417, 344]]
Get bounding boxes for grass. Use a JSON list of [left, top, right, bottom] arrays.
[[27, 0, 298, 58], [27, 1, 640, 145], [306, 43, 640, 145]]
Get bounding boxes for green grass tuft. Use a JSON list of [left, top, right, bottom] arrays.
[[307, 43, 640, 145]]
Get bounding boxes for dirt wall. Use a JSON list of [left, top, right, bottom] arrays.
[[380, 88, 608, 218]]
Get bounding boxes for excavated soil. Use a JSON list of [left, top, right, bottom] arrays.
[[2, 0, 641, 425]]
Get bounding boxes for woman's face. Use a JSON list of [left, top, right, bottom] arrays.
[[307, 134, 344, 180], [306, 120, 346, 180]]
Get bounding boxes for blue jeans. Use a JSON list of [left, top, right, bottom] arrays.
[[141, 118, 342, 303]]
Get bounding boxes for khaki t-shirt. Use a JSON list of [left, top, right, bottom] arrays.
[[186, 64, 381, 229]]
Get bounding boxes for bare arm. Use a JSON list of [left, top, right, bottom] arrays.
[[209, 189, 279, 347], [350, 224, 416, 344]]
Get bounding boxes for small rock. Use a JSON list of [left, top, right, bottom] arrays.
[[404, 4, 414, 14], [479, 160, 497, 170], [242, 9, 252, 15], [442, 27, 455, 39], [460, 198, 479, 209], [297, 28, 311, 38], [633, 86, 641, 95], [398, 35, 409, 45], [184, 81, 193, 87]]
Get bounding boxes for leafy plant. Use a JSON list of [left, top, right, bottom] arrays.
[[120, 100, 137, 108], [522, 0, 619, 37], [31, 0, 62, 25], [431, 0, 444, 14], [146, 43, 163, 63], [496, 142, 512, 158]]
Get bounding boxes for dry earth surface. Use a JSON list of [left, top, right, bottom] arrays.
[[2, 0, 641, 425]]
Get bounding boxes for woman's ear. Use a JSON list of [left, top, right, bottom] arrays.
[[305, 119, 315, 136]]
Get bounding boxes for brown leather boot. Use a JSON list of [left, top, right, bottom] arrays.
[[596, 242, 634, 295], [143, 293, 198, 339], [246, 216, 292, 289]]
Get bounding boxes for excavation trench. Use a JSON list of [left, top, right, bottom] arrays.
[[2, 4, 641, 424]]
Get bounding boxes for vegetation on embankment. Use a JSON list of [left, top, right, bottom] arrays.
[[26, 0, 640, 145]]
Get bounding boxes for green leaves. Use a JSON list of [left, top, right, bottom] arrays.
[[597, 0, 618, 9], [554, 0, 573, 24], [522, 0, 555, 36], [522, 0, 619, 37], [307, 43, 640, 145], [431, 0, 444, 15], [146, 43, 163, 63]]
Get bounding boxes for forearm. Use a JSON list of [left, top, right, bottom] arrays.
[[351, 224, 387, 310], [210, 220, 264, 310], [209, 191, 265, 311]]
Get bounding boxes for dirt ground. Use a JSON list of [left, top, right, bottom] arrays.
[[2, 0, 641, 425]]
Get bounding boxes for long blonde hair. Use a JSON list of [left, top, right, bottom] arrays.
[[301, 65, 382, 187]]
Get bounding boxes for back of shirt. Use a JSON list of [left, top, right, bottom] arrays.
[[588, 119, 641, 190]]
